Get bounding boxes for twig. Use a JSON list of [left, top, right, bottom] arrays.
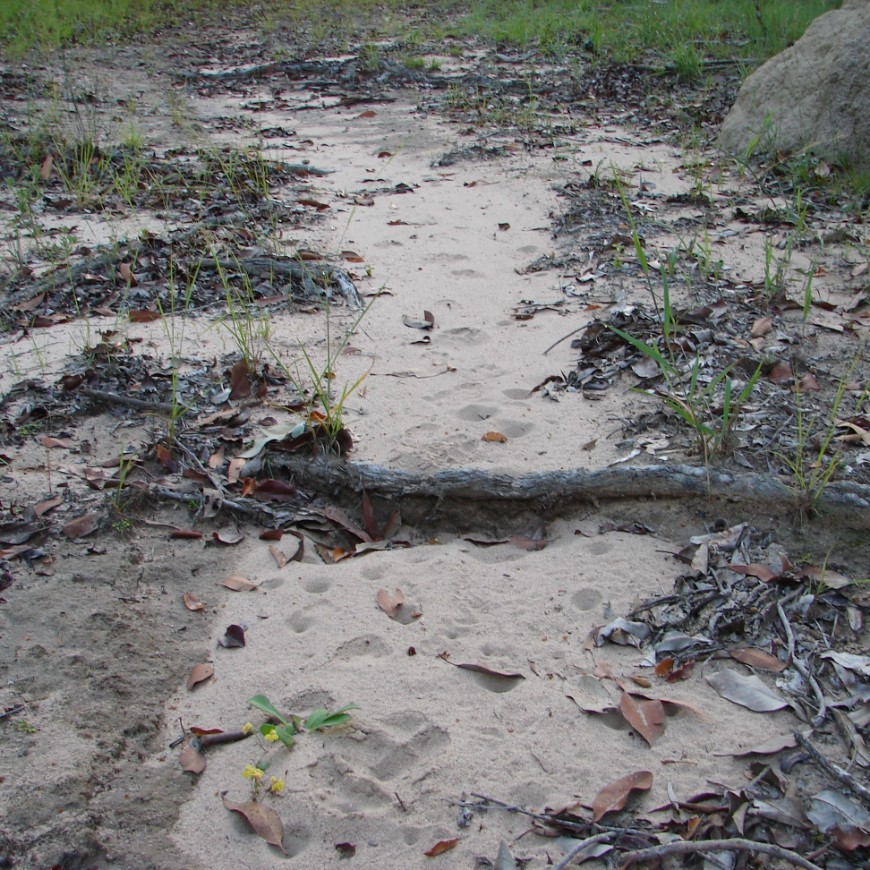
[[776, 601, 827, 726], [465, 793, 589, 834], [197, 730, 251, 749], [80, 387, 178, 416], [0, 704, 26, 721], [543, 324, 586, 356], [553, 833, 616, 869], [795, 731, 870, 805], [619, 837, 824, 870]]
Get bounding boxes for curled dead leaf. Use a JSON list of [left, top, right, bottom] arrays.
[[179, 742, 207, 775], [482, 431, 507, 443], [591, 770, 653, 822], [183, 592, 205, 612], [377, 587, 404, 618], [223, 575, 257, 592], [619, 692, 665, 746], [223, 796, 285, 851], [187, 662, 214, 690], [63, 512, 100, 539], [424, 837, 459, 857]]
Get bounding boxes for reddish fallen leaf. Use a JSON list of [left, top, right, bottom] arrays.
[[187, 662, 214, 690], [179, 742, 207, 775], [335, 842, 356, 858], [255, 479, 296, 500], [591, 770, 653, 822], [317, 505, 372, 542], [832, 825, 870, 852], [482, 431, 507, 443], [655, 657, 674, 678], [223, 575, 257, 591], [296, 249, 321, 261], [377, 587, 404, 618], [33, 494, 64, 517], [269, 544, 289, 568], [508, 534, 547, 551], [223, 796, 285, 851], [798, 372, 820, 392], [619, 692, 665, 747], [729, 648, 787, 672], [129, 309, 161, 322], [726, 562, 779, 582], [377, 151, 392, 158], [342, 250, 364, 262], [666, 659, 696, 682], [183, 592, 205, 611], [37, 435, 71, 449], [424, 838, 459, 857], [437, 653, 524, 682], [767, 361, 792, 384], [170, 528, 203, 539], [362, 492, 379, 539], [297, 197, 330, 211], [188, 726, 223, 736], [750, 316, 773, 338], [218, 624, 246, 648], [357, 110, 377, 119], [63, 513, 100, 539], [229, 359, 252, 400], [212, 530, 245, 546], [118, 262, 137, 285], [156, 444, 180, 472], [259, 528, 283, 541]]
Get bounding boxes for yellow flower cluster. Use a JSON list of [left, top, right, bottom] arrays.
[[269, 776, 285, 794], [242, 722, 254, 736], [264, 729, 280, 743], [242, 764, 264, 781]]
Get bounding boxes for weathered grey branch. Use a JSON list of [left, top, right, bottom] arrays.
[[261, 454, 870, 522]]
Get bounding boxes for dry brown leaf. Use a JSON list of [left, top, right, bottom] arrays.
[[726, 562, 779, 582], [212, 530, 244, 546], [33, 494, 64, 517], [183, 592, 205, 611], [37, 435, 71, 449], [729, 648, 787, 672], [269, 544, 289, 568], [170, 528, 203, 539], [223, 575, 257, 592], [223, 796, 285, 851], [509, 534, 547, 551], [118, 262, 136, 285], [62, 512, 100, 539], [187, 662, 214, 690], [750, 316, 773, 338], [377, 587, 404, 618], [482, 431, 507, 443], [40, 153, 53, 180], [619, 692, 665, 746], [179, 742, 206, 775], [424, 837, 459, 857], [591, 770, 653, 822]]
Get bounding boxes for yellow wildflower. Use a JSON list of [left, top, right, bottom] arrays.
[[242, 764, 264, 780], [264, 729, 280, 743], [269, 776, 285, 794], [241, 722, 254, 736]]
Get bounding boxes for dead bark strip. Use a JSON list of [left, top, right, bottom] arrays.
[[265, 454, 870, 524]]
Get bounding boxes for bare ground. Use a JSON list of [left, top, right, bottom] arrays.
[[1, 22, 868, 870]]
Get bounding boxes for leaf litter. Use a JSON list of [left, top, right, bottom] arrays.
[[0, 14, 868, 870]]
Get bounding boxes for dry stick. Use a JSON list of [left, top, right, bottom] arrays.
[[80, 387, 177, 415], [619, 838, 823, 870], [776, 601, 828, 726], [553, 833, 617, 870], [794, 731, 870, 805]]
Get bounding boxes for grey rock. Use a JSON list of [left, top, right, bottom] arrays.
[[719, 0, 870, 170]]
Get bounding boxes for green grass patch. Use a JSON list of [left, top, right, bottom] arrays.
[[0, 0, 842, 66]]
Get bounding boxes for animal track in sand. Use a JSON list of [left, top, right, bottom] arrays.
[[572, 587, 603, 611], [439, 326, 487, 345], [366, 724, 450, 781], [332, 634, 392, 660], [300, 576, 331, 594], [502, 387, 532, 400], [287, 608, 317, 633], [457, 403, 498, 421], [584, 538, 613, 556]]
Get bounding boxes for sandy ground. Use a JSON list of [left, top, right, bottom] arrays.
[[1, 31, 867, 870]]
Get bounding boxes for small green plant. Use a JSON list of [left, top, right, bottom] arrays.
[[247, 694, 358, 751], [268, 295, 374, 453], [779, 369, 867, 516], [15, 719, 37, 734]]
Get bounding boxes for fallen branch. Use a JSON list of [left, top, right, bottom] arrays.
[[619, 837, 824, 870], [795, 731, 870, 806], [261, 455, 870, 523], [80, 387, 178, 416]]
